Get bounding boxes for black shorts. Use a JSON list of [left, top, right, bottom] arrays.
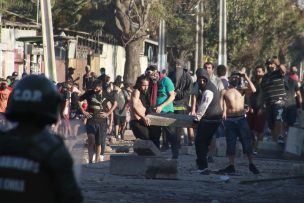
[[85, 122, 107, 145], [114, 114, 126, 125]]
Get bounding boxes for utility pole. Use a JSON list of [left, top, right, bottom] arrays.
[[36, 0, 40, 25], [194, 0, 204, 72], [40, 0, 57, 81], [194, 6, 199, 71], [218, 0, 227, 66], [158, 19, 166, 72]]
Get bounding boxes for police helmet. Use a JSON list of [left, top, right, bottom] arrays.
[[5, 75, 62, 125]]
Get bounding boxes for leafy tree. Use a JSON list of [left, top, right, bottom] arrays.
[[166, 0, 304, 71], [226, 0, 304, 69], [3, 0, 304, 78], [165, 0, 199, 64], [52, 0, 92, 29], [94, 0, 165, 84], [0, 0, 36, 20]]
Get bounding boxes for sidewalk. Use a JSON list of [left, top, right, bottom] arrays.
[[67, 124, 304, 203]]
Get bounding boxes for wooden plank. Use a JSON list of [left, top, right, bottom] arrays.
[[146, 113, 195, 127]]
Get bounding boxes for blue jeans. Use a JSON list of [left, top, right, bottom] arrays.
[[195, 119, 221, 169], [224, 116, 253, 156], [266, 101, 285, 129]]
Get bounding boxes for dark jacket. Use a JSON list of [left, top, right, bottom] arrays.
[[168, 69, 193, 107], [0, 128, 83, 203], [198, 69, 223, 120]]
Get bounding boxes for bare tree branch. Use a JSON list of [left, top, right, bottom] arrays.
[[114, 0, 131, 34], [143, 1, 151, 23]]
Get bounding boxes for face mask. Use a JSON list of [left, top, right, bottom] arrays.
[[140, 89, 148, 95], [229, 78, 240, 87], [197, 78, 207, 89]]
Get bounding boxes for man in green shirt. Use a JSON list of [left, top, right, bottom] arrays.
[[149, 67, 179, 159]]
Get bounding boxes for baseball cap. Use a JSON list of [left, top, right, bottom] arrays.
[[12, 71, 18, 77]]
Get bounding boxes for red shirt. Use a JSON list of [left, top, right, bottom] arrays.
[[290, 73, 298, 81]]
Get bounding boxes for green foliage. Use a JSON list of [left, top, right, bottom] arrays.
[[52, 0, 92, 28], [165, 0, 304, 70], [3, 0, 304, 71], [165, 0, 198, 61], [226, 0, 304, 68], [1, 0, 36, 19]]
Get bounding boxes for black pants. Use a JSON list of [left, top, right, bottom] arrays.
[[130, 120, 150, 140], [195, 120, 221, 169], [130, 120, 159, 147], [149, 113, 179, 158]]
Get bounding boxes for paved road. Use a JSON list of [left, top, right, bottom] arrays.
[[66, 121, 304, 203], [79, 151, 304, 203]]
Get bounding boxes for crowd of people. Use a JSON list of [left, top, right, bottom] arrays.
[[46, 56, 302, 175], [2, 57, 303, 172], [0, 55, 303, 201]]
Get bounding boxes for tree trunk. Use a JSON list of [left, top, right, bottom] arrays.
[[123, 39, 144, 85]]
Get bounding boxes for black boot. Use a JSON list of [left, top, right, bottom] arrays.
[[249, 163, 260, 174]]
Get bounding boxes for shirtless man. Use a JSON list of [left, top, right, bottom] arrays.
[[129, 76, 159, 145], [219, 71, 260, 174]]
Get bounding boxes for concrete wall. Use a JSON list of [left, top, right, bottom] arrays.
[[0, 27, 149, 84], [98, 42, 148, 81], [0, 28, 37, 78]]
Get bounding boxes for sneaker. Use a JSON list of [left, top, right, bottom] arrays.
[[249, 163, 260, 174], [192, 168, 209, 175], [216, 165, 236, 174], [100, 155, 104, 162], [277, 138, 285, 144], [200, 168, 210, 175]]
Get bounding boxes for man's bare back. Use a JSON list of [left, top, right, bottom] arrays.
[[222, 88, 246, 117]]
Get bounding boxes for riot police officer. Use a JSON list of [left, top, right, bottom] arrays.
[[0, 75, 82, 202]]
